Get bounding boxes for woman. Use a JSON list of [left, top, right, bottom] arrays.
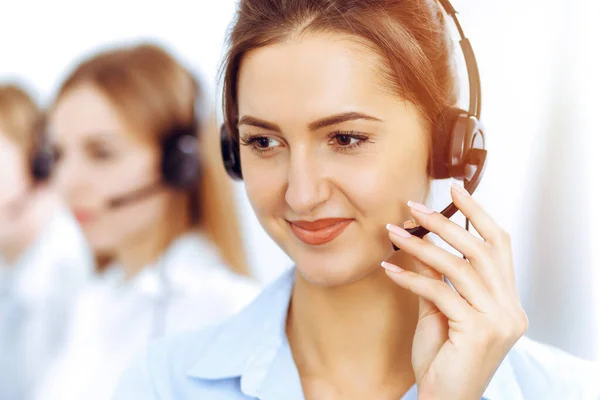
[[35, 44, 260, 400], [0, 83, 92, 400], [114, 1, 600, 399]]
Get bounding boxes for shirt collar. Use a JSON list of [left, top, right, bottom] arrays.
[[186, 267, 522, 400]]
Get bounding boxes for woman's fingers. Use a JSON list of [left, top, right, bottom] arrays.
[[447, 182, 510, 247], [403, 205, 503, 295], [448, 183, 516, 288], [403, 184, 517, 295], [410, 258, 444, 321], [382, 262, 471, 322], [387, 225, 494, 311]]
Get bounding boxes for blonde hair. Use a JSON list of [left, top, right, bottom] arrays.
[[53, 43, 249, 276]]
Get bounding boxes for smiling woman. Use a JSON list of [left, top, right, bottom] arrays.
[[114, 1, 600, 399], [234, 32, 430, 286], [238, 110, 388, 250]]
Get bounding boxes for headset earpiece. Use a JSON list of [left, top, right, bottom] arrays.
[[160, 82, 204, 190], [30, 116, 54, 183], [220, 123, 243, 180], [161, 129, 200, 190], [431, 107, 464, 179], [31, 149, 54, 183], [431, 107, 485, 181]]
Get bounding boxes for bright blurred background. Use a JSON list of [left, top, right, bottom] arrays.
[[1, 0, 598, 365]]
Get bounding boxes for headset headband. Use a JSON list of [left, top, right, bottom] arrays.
[[437, 0, 481, 119]]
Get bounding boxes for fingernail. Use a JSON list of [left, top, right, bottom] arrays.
[[386, 223, 412, 238], [450, 181, 471, 197], [407, 201, 434, 214], [381, 261, 404, 273]]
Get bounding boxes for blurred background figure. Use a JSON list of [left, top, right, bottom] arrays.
[[0, 82, 93, 400], [33, 43, 259, 400]]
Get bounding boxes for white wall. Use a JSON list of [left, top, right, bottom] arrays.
[[2, 0, 597, 359]]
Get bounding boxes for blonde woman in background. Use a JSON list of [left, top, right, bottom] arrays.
[[0, 82, 93, 400], [34, 43, 260, 400]]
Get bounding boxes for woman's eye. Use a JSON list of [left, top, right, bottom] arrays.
[[90, 147, 114, 161], [334, 134, 358, 146], [240, 134, 282, 155], [256, 137, 278, 148], [327, 131, 370, 153]]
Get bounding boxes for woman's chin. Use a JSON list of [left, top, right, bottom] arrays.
[[85, 231, 119, 255], [293, 251, 382, 287], [274, 224, 396, 287]]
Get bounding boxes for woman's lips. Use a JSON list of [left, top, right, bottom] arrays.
[[73, 209, 95, 225], [288, 218, 353, 246]]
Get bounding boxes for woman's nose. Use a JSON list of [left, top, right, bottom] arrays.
[[284, 149, 331, 216]]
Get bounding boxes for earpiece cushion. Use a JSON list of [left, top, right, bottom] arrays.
[[161, 131, 201, 189], [29, 117, 54, 183], [31, 150, 54, 182], [220, 124, 243, 180], [430, 107, 468, 179]]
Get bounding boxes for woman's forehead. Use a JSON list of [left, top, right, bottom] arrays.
[[237, 33, 397, 122]]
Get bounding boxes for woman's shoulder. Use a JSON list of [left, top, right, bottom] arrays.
[[164, 233, 263, 300], [498, 335, 600, 399], [168, 260, 261, 314]]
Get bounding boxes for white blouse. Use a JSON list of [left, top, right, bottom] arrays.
[[0, 208, 93, 400], [35, 233, 261, 400]]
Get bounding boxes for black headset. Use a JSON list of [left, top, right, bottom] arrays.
[[159, 86, 203, 191], [30, 115, 55, 184], [0, 111, 54, 219], [219, 0, 487, 243]]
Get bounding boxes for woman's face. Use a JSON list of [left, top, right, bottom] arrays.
[[237, 33, 430, 286], [49, 84, 168, 254]]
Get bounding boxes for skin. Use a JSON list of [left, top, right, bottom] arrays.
[[237, 32, 527, 399], [49, 85, 188, 277]]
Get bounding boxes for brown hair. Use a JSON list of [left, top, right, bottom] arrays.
[[221, 0, 458, 167], [54, 43, 249, 276], [0, 83, 42, 157]]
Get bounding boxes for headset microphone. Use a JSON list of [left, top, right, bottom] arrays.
[[104, 124, 202, 210], [105, 182, 164, 209]]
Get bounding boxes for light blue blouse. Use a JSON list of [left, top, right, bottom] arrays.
[[114, 268, 600, 399]]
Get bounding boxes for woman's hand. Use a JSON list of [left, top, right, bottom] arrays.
[[382, 183, 528, 400]]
